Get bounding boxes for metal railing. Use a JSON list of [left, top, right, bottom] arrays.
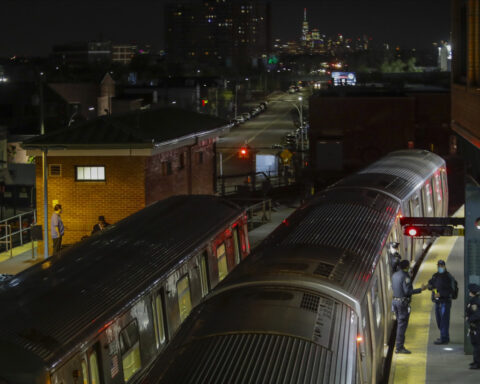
[[0, 210, 37, 253], [227, 198, 272, 230], [0, 224, 12, 258], [217, 171, 295, 196], [245, 199, 272, 230]]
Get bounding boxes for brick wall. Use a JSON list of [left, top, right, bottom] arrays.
[[309, 96, 415, 169], [452, 85, 480, 142], [145, 139, 216, 205], [35, 156, 146, 255]]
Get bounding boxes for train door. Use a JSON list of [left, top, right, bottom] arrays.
[[360, 306, 373, 383], [177, 275, 192, 323], [232, 227, 241, 265], [422, 179, 434, 217], [119, 321, 142, 382], [433, 171, 444, 216], [216, 243, 228, 282], [79, 344, 102, 384], [152, 290, 168, 350], [367, 270, 385, 382], [441, 168, 449, 214], [198, 251, 210, 297], [379, 248, 393, 354], [409, 190, 423, 262]]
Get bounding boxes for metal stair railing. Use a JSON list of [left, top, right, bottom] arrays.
[[0, 224, 13, 258]]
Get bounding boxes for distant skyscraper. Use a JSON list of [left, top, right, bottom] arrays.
[[165, 0, 271, 68], [301, 8, 309, 46]]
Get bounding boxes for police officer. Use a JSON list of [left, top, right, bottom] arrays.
[[427, 260, 457, 344], [466, 283, 480, 369], [392, 259, 427, 354], [389, 242, 402, 273]]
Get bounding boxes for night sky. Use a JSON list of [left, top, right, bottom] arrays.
[[1, 0, 451, 57]]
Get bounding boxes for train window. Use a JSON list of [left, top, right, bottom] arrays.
[[199, 252, 209, 297], [81, 360, 89, 384], [88, 351, 101, 384], [119, 321, 142, 382], [233, 228, 241, 264], [216, 243, 228, 281], [152, 293, 166, 348], [177, 275, 192, 322]]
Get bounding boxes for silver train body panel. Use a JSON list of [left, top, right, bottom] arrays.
[[146, 150, 448, 384]]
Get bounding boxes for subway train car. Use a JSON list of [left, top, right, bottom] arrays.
[[0, 195, 249, 384], [145, 150, 448, 384]]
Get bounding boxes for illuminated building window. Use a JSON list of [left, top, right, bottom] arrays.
[[75, 166, 105, 181]]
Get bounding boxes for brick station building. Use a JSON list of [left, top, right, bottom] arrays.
[[23, 108, 230, 255]]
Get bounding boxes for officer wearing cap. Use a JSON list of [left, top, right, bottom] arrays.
[[388, 242, 402, 273], [427, 260, 458, 344], [392, 259, 427, 354], [466, 283, 480, 369]]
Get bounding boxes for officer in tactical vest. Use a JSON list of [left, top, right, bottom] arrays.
[[466, 283, 480, 369], [427, 260, 458, 344], [392, 259, 427, 354]]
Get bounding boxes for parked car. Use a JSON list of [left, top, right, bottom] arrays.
[[233, 115, 245, 124], [241, 112, 251, 120]]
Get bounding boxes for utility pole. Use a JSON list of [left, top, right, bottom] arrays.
[[299, 96, 304, 166], [234, 84, 239, 117], [39, 73, 49, 259]]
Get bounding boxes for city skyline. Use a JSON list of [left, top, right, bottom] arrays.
[[1, 0, 451, 57]]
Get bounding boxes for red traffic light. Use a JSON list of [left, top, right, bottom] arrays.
[[403, 225, 453, 237], [238, 146, 249, 159], [407, 227, 418, 236], [201, 99, 208, 107]]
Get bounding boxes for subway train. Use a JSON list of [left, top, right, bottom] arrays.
[[144, 150, 448, 384], [0, 195, 249, 384]]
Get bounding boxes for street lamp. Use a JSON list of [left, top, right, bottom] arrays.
[[298, 96, 304, 165]]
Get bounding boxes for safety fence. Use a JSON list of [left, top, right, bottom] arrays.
[[0, 210, 36, 255]]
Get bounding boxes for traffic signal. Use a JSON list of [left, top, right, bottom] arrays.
[[403, 225, 454, 237], [238, 146, 250, 159], [201, 99, 208, 107]]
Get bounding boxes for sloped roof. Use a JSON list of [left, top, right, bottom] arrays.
[[22, 107, 229, 149]]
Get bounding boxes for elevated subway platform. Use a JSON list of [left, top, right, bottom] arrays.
[[391, 207, 479, 383], [0, 204, 296, 277]]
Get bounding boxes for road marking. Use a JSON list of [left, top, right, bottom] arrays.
[[222, 109, 292, 162]]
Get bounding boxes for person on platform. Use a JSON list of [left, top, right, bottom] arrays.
[[51, 204, 64, 256], [392, 259, 427, 354], [389, 242, 402, 273], [427, 260, 458, 345], [466, 283, 480, 369], [91, 216, 110, 235]]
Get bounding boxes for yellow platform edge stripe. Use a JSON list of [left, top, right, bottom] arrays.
[[0, 241, 37, 263], [390, 206, 464, 384]]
